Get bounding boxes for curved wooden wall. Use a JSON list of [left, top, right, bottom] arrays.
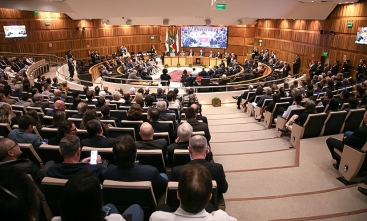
[[253, 3, 367, 77]]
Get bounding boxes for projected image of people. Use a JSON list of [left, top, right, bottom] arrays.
[[181, 26, 228, 49], [356, 27, 367, 45]]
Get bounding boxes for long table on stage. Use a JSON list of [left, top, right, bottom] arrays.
[[164, 56, 223, 67]]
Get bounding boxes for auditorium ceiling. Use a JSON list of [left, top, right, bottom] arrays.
[[0, 0, 360, 25]]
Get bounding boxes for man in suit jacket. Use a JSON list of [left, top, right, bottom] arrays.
[[147, 107, 174, 138], [157, 101, 176, 122], [80, 119, 116, 147], [30, 93, 49, 112], [208, 51, 214, 58], [326, 110, 367, 168], [199, 50, 205, 57], [135, 123, 167, 160], [216, 51, 222, 59], [191, 103, 208, 125], [172, 135, 228, 203], [100, 105, 121, 127], [102, 135, 168, 199], [188, 49, 194, 56], [167, 122, 192, 167], [330, 61, 340, 75], [292, 54, 300, 75], [185, 107, 211, 143]]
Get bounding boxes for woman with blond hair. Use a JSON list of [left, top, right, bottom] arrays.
[[51, 111, 66, 128], [0, 103, 17, 127], [126, 103, 144, 121]]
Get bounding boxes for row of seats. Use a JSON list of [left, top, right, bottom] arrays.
[[41, 177, 219, 219]]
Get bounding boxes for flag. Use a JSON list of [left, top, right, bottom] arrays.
[[165, 28, 169, 52], [169, 27, 177, 53], [176, 28, 179, 53]]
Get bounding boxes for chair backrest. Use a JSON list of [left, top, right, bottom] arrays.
[[108, 127, 135, 140], [39, 144, 64, 163], [11, 105, 26, 114], [19, 143, 44, 169], [286, 107, 305, 120], [68, 118, 83, 129], [136, 149, 165, 173], [340, 103, 349, 110], [81, 147, 114, 164], [246, 91, 255, 100], [165, 181, 218, 211], [43, 116, 53, 126], [106, 103, 117, 110], [110, 110, 127, 121], [76, 129, 90, 140], [261, 99, 272, 109], [153, 132, 171, 145], [322, 111, 347, 136], [41, 127, 58, 140], [13, 110, 23, 118], [100, 119, 116, 127], [173, 149, 191, 167], [343, 109, 366, 132], [272, 102, 290, 121], [41, 177, 68, 216], [302, 113, 328, 139], [26, 106, 44, 114], [102, 180, 157, 218], [192, 131, 205, 136], [0, 123, 12, 137], [254, 95, 262, 103], [121, 120, 143, 140], [316, 105, 325, 113]]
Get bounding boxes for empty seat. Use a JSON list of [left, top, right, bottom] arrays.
[[108, 127, 135, 140], [136, 149, 165, 173]]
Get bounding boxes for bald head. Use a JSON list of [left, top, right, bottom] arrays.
[[54, 89, 62, 97], [139, 122, 154, 140], [55, 100, 66, 111], [190, 103, 199, 113]]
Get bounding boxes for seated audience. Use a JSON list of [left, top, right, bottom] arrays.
[[15, 93, 32, 107], [121, 93, 132, 107], [167, 123, 192, 167], [8, 115, 42, 152], [26, 110, 42, 133], [30, 93, 49, 111], [46, 100, 66, 116], [102, 135, 168, 199], [281, 94, 302, 118], [185, 107, 211, 143], [0, 103, 17, 127], [150, 163, 236, 220], [81, 119, 116, 148], [126, 103, 144, 121], [48, 120, 77, 145], [0, 138, 45, 183], [46, 135, 105, 179], [135, 122, 167, 158], [71, 102, 87, 118], [157, 101, 176, 122], [51, 111, 66, 128], [172, 135, 228, 203], [100, 105, 121, 127]]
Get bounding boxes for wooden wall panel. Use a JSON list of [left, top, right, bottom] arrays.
[[228, 37, 244, 46], [228, 28, 244, 37]]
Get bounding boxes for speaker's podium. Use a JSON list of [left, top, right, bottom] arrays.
[[196, 57, 201, 64]]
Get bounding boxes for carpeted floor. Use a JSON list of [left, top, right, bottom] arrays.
[[202, 103, 367, 221]]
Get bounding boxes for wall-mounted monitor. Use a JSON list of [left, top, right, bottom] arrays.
[[181, 26, 228, 49], [3, 25, 27, 38], [355, 27, 367, 45]]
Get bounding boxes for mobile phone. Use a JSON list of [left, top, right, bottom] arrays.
[[90, 150, 98, 165], [42, 139, 48, 144]]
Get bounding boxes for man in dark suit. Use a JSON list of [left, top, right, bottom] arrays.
[[309, 60, 317, 79], [330, 60, 340, 75], [191, 103, 208, 125], [80, 119, 116, 147], [135, 122, 167, 159], [188, 49, 194, 56], [199, 50, 205, 57], [292, 54, 300, 75], [102, 135, 168, 199], [167, 122, 192, 167], [147, 107, 173, 138], [185, 107, 211, 143], [216, 51, 222, 59], [208, 51, 214, 58], [326, 110, 367, 169], [30, 93, 49, 111], [157, 101, 176, 122], [67, 58, 75, 80], [100, 105, 121, 127], [172, 135, 228, 203]]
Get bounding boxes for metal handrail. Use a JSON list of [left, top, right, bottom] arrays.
[[0, 52, 65, 66]]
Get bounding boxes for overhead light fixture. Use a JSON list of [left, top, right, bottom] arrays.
[[126, 19, 132, 25], [205, 19, 211, 26], [237, 20, 243, 25], [163, 19, 169, 25]]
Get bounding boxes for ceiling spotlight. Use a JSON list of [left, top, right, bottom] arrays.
[[126, 19, 132, 25], [102, 19, 110, 25], [205, 19, 211, 26], [237, 20, 243, 25]]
